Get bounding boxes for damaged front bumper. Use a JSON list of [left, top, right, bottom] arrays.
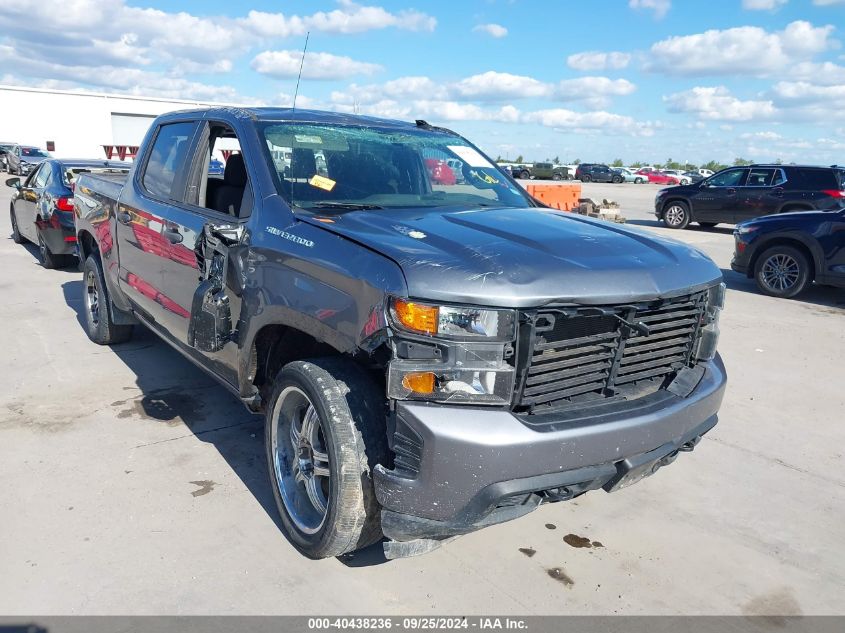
[[374, 355, 726, 555]]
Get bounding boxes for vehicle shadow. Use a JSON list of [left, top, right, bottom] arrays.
[[720, 267, 845, 309], [59, 281, 282, 531], [20, 241, 79, 272], [625, 219, 735, 235], [59, 279, 396, 566]]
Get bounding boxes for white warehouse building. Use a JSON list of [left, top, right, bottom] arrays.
[[0, 85, 245, 161]]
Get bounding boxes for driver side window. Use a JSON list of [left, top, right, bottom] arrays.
[[709, 168, 746, 187]]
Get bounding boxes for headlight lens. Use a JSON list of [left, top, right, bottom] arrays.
[[390, 298, 516, 340], [694, 282, 726, 361], [736, 224, 758, 235], [388, 298, 517, 405]]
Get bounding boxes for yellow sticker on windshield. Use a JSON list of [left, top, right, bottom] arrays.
[[309, 175, 336, 191]]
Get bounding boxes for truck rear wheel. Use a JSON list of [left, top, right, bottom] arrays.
[[82, 254, 134, 345], [265, 358, 388, 559]]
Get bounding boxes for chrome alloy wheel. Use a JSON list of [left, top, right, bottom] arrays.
[[665, 204, 686, 226], [271, 386, 331, 534], [85, 269, 100, 327], [761, 253, 800, 293]]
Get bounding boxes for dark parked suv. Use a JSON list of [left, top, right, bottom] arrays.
[[731, 206, 845, 298], [655, 164, 845, 229], [575, 164, 618, 183]]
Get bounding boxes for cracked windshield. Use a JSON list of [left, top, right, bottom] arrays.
[[262, 123, 531, 211]]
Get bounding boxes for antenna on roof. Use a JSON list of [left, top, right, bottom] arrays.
[[287, 32, 309, 209], [292, 31, 309, 114]]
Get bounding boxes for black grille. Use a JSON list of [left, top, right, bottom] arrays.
[[517, 292, 706, 411]]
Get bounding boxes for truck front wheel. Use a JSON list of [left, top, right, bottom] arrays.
[[82, 254, 134, 345], [265, 358, 388, 559]]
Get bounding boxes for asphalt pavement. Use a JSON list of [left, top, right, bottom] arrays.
[[1, 178, 843, 615]]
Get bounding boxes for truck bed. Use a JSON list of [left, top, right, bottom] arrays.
[[76, 171, 127, 201]]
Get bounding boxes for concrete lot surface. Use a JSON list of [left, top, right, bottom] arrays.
[[0, 180, 843, 615]]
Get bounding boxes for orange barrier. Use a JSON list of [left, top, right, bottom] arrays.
[[524, 182, 581, 211]]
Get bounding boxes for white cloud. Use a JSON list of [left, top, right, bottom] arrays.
[[739, 131, 783, 140], [335, 72, 636, 106], [238, 1, 435, 37], [556, 77, 636, 108], [251, 50, 382, 80], [648, 21, 837, 77], [567, 51, 631, 71], [452, 71, 551, 100], [472, 23, 508, 38], [664, 86, 776, 121], [629, 0, 671, 19], [0, 0, 434, 87], [742, 0, 788, 9], [0, 45, 252, 102], [771, 81, 845, 104], [813, 0, 845, 5], [523, 108, 657, 136]]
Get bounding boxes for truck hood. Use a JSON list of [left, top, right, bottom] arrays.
[[303, 206, 722, 307]]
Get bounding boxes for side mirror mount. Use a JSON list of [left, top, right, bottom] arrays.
[[5, 177, 20, 189]]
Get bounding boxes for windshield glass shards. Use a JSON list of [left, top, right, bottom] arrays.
[[260, 122, 531, 213]]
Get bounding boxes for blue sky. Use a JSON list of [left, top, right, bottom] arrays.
[[1, 0, 845, 164]]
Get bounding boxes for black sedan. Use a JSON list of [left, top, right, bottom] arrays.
[[7, 158, 130, 268], [731, 207, 845, 298]]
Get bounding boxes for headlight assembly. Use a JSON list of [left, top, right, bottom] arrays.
[[388, 298, 517, 405], [390, 298, 515, 340], [694, 282, 726, 362]]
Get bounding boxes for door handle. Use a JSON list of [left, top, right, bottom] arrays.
[[726, 188, 736, 194], [117, 210, 132, 224], [772, 187, 784, 197], [163, 229, 183, 244]]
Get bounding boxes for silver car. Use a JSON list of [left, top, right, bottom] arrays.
[[6, 145, 52, 176]]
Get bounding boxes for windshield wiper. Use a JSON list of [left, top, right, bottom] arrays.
[[307, 202, 385, 211]]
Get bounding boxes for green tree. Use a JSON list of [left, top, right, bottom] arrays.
[[733, 157, 753, 166], [573, 158, 581, 165], [631, 161, 644, 168], [515, 154, 524, 164], [701, 160, 726, 172], [554, 156, 560, 164], [611, 158, 624, 167]]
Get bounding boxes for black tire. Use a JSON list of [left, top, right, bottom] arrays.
[[698, 222, 718, 228], [37, 230, 66, 269], [612, 176, 623, 183], [662, 201, 691, 229], [581, 174, 591, 183], [519, 170, 530, 180], [10, 207, 25, 244], [265, 358, 388, 559], [552, 173, 562, 181], [634, 177, 644, 184], [81, 254, 134, 344], [754, 245, 811, 299]]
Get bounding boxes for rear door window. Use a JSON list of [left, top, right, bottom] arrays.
[[798, 168, 837, 190], [745, 168, 776, 187], [33, 163, 51, 188], [142, 121, 197, 201]]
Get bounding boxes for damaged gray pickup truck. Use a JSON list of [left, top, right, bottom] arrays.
[[73, 107, 727, 559]]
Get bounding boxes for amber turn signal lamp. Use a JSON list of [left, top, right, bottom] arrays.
[[401, 372, 436, 394], [393, 299, 439, 335]]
